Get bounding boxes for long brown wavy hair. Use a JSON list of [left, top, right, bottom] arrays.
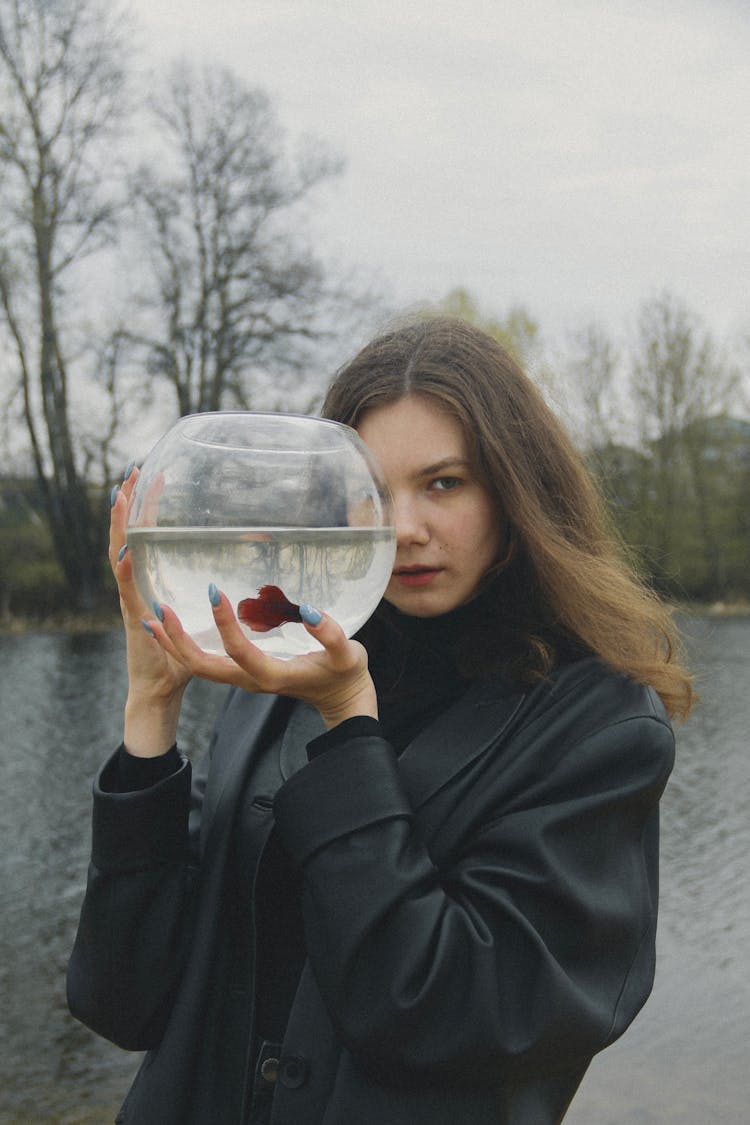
[[323, 315, 694, 720]]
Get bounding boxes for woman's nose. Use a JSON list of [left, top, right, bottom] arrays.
[[393, 495, 430, 546]]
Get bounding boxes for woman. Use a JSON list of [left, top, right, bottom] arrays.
[[68, 316, 693, 1124]]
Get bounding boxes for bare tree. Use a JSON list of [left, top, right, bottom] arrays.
[[564, 321, 622, 454], [630, 291, 739, 591], [128, 62, 345, 417], [0, 0, 127, 609]]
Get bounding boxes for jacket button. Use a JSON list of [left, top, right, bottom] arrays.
[[278, 1055, 308, 1089], [260, 1056, 280, 1083]]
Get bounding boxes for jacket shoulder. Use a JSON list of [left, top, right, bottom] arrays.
[[527, 655, 670, 726], [503, 656, 675, 778]]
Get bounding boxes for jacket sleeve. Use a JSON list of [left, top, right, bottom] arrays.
[[66, 749, 202, 1051], [272, 703, 675, 1082]]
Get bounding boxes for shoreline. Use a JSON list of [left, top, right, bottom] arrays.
[[0, 612, 123, 636], [671, 600, 750, 618], [2, 600, 749, 637]]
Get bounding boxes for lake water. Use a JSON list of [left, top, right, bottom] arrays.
[[0, 617, 747, 1123]]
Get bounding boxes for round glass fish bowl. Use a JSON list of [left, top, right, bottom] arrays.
[[127, 412, 396, 657]]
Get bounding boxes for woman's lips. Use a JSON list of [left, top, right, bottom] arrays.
[[392, 567, 441, 587]]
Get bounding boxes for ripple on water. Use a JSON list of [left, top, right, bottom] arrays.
[[0, 622, 747, 1123]]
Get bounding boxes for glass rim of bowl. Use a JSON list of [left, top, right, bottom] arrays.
[[176, 410, 360, 455], [127, 409, 395, 531]]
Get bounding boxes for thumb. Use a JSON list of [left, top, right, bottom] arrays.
[[299, 605, 362, 673]]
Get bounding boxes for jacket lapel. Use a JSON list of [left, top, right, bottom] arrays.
[[199, 689, 281, 853], [397, 678, 527, 809], [199, 679, 527, 847], [279, 701, 326, 780]]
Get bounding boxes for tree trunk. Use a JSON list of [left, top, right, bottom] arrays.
[[35, 199, 103, 610]]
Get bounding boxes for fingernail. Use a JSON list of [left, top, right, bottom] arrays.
[[208, 583, 221, 607], [110, 484, 119, 507], [117, 544, 128, 562], [299, 604, 323, 626], [141, 618, 155, 637], [123, 460, 135, 480], [152, 600, 164, 622]]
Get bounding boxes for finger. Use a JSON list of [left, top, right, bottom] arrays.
[[144, 603, 201, 667], [110, 519, 148, 623], [155, 599, 255, 687], [108, 462, 137, 570], [141, 472, 165, 525], [120, 461, 138, 503], [111, 464, 159, 623], [108, 486, 126, 570], [298, 605, 360, 673], [204, 586, 284, 688]]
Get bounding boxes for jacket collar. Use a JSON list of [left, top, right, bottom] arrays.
[[277, 677, 527, 810]]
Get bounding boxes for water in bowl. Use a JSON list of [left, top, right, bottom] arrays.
[[128, 525, 396, 657]]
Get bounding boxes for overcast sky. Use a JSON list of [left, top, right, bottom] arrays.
[[128, 0, 749, 345]]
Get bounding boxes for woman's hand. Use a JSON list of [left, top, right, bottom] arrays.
[[110, 466, 193, 756], [141, 586, 378, 731]]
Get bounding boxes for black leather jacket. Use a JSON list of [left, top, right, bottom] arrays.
[[68, 657, 674, 1124]]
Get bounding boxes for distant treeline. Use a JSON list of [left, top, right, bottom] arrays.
[[2, 409, 748, 622], [587, 413, 750, 604], [0, 477, 111, 621]]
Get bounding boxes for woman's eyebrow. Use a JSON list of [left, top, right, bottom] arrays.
[[416, 457, 472, 478]]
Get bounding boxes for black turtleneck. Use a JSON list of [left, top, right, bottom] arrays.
[[307, 593, 492, 759]]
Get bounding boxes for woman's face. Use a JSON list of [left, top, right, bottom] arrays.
[[357, 395, 502, 617]]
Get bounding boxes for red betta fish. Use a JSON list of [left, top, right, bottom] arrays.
[[237, 585, 303, 632]]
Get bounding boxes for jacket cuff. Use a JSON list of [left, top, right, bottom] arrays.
[[273, 737, 412, 867], [91, 748, 192, 871], [306, 715, 383, 759], [115, 742, 182, 791]]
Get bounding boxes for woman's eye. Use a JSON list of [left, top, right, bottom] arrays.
[[430, 476, 461, 492]]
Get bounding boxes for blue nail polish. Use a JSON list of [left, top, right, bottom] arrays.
[[117, 544, 128, 562], [208, 583, 221, 606], [152, 600, 164, 622], [299, 604, 323, 626], [110, 484, 119, 507], [123, 460, 135, 480], [141, 618, 155, 637]]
